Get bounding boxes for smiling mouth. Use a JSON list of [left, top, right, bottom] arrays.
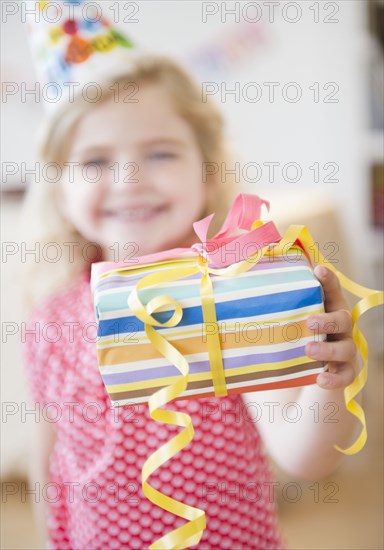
[[101, 205, 168, 223]]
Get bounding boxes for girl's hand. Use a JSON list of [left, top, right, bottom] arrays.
[[305, 265, 358, 390]]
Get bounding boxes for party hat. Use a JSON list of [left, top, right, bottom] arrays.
[[25, 0, 136, 109]]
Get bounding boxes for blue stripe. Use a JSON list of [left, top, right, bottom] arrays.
[[97, 286, 323, 337]]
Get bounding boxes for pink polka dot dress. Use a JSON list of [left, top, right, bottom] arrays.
[[22, 266, 285, 549]]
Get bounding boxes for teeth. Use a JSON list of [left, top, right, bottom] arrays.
[[120, 209, 154, 220], [106, 207, 161, 221]]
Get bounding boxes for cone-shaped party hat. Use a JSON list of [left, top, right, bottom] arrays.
[[25, 0, 136, 109]]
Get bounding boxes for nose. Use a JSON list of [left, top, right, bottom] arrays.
[[107, 154, 141, 189]]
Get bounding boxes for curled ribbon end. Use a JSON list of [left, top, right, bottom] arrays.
[[333, 428, 367, 456]]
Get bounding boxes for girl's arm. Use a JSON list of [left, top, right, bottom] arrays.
[[242, 265, 360, 480], [27, 417, 57, 549], [243, 382, 359, 481]]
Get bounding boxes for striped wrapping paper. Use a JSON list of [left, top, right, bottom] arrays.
[[92, 248, 326, 406]]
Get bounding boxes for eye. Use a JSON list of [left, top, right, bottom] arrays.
[[82, 159, 109, 167], [148, 151, 177, 161]]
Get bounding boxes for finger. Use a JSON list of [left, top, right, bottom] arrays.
[[314, 265, 347, 313], [305, 338, 357, 363], [316, 363, 356, 389], [306, 309, 352, 337]]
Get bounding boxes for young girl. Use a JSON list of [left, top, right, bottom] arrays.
[[20, 53, 359, 550]]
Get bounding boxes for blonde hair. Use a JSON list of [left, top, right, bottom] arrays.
[[19, 53, 239, 315]]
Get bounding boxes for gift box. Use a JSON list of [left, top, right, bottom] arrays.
[[90, 193, 383, 550], [93, 247, 327, 407]]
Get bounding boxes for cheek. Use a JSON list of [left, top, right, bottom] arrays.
[[157, 157, 204, 205], [171, 181, 206, 232], [178, 164, 205, 210], [59, 179, 103, 223]]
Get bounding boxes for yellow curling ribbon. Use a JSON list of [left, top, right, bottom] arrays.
[[117, 225, 382, 549], [128, 263, 206, 549], [273, 225, 384, 455]]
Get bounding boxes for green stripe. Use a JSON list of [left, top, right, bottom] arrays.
[[97, 268, 313, 313]]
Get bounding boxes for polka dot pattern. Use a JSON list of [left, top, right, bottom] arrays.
[[22, 268, 285, 549]]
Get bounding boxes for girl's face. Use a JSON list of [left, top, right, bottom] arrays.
[[59, 83, 206, 260]]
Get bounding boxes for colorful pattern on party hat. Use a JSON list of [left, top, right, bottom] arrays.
[[25, 0, 135, 107]]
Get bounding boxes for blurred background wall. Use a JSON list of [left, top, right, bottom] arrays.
[[1, 1, 383, 549]]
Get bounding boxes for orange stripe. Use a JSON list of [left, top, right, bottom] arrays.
[[98, 319, 315, 366], [180, 374, 319, 400]]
